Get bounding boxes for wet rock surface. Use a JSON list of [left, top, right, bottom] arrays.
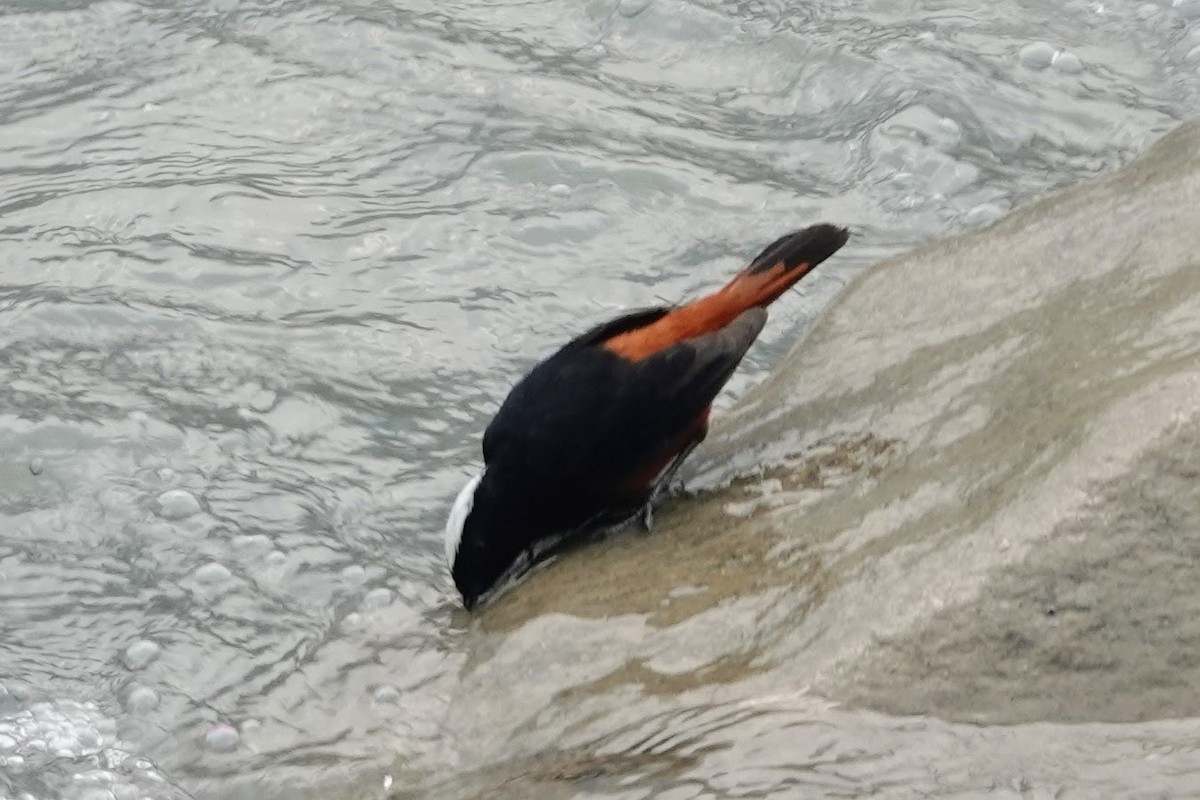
[[842, 417, 1200, 723], [421, 119, 1200, 797]]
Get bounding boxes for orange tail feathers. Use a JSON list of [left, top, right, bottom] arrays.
[[723, 223, 850, 308], [604, 224, 849, 361]]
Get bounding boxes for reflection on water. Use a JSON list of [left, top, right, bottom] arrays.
[[0, 0, 1197, 797]]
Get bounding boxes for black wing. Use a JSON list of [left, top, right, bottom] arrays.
[[482, 307, 767, 493]]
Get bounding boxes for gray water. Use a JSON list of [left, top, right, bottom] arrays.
[[1, 0, 1198, 798]]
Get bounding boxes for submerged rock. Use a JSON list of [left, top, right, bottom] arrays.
[[421, 120, 1200, 797], [699, 118, 1200, 722]]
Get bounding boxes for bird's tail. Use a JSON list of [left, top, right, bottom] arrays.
[[603, 223, 849, 362], [719, 223, 850, 310]]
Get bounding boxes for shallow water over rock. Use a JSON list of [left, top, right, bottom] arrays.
[[427, 120, 1200, 797], [2, 0, 1200, 797]]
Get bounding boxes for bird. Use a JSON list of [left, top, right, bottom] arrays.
[[445, 223, 849, 609]]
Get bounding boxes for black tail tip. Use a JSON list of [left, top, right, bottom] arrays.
[[748, 223, 850, 274]]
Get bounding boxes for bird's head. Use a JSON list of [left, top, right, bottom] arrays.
[[445, 470, 520, 610]]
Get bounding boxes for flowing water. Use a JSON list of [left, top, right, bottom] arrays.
[[1, 0, 1198, 798]]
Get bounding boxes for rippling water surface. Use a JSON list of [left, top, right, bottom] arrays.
[[1, 0, 1198, 797]]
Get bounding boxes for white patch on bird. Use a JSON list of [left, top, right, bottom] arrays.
[[445, 470, 484, 568]]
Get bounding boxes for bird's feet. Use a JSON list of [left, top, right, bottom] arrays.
[[639, 477, 691, 533], [639, 502, 654, 533]]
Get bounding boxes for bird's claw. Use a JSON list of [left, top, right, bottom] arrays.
[[640, 502, 654, 533]]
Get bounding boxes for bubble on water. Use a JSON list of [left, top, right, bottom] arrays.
[[155, 489, 201, 520], [548, 183, 571, 196], [1019, 41, 1057, 69], [245, 386, 277, 413], [122, 640, 160, 671], [868, 104, 978, 210], [341, 564, 366, 584], [963, 202, 1008, 227], [1053, 50, 1083, 73], [28, 457, 44, 476], [204, 723, 239, 752], [0, 700, 113, 761], [125, 686, 159, 714], [0, 695, 180, 796], [363, 587, 393, 609], [373, 685, 400, 704], [265, 550, 287, 566], [341, 612, 363, 631], [0, 714, 185, 800], [194, 562, 232, 585]]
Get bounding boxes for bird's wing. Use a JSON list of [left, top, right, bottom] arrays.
[[482, 307, 767, 493]]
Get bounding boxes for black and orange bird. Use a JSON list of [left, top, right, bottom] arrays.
[[445, 223, 849, 609]]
